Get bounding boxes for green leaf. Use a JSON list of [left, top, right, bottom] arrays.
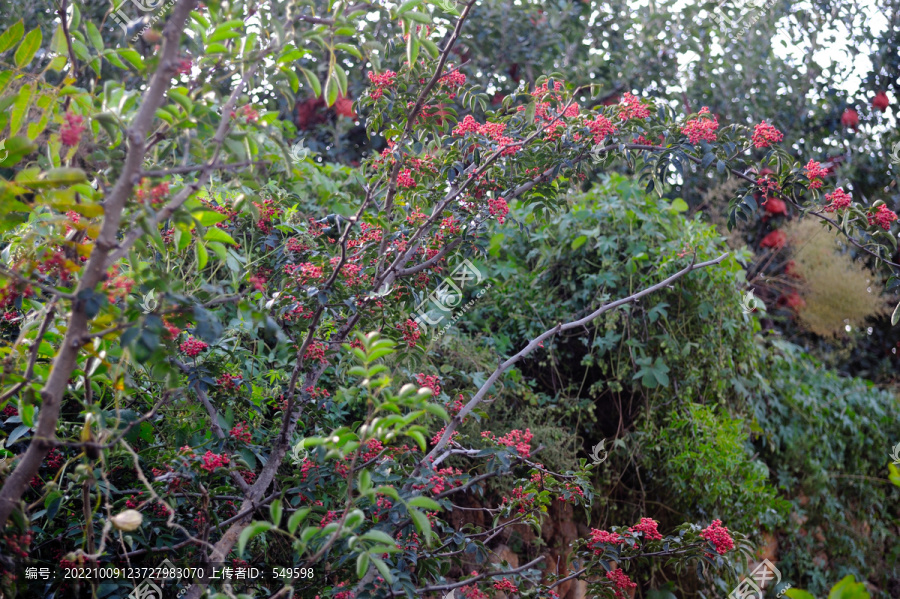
[[237, 521, 272, 557], [421, 38, 440, 58], [117, 49, 145, 71], [407, 430, 427, 451], [195, 242, 208, 269], [207, 241, 228, 261], [300, 67, 322, 97], [361, 530, 396, 545], [46, 55, 67, 72], [888, 463, 900, 488], [171, 228, 189, 252], [670, 198, 689, 212], [204, 228, 237, 245], [0, 70, 13, 94], [207, 19, 244, 43], [14, 27, 41, 68], [370, 556, 393, 584], [287, 508, 311, 534], [406, 30, 419, 65], [269, 499, 283, 526], [397, 0, 423, 13], [356, 552, 370, 579], [0, 135, 37, 168], [9, 83, 33, 137], [891, 300, 900, 326], [335, 43, 363, 59], [324, 73, 339, 107], [19, 402, 34, 427], [333, 64, 348, 97], [85, 22, 103, 52], [0, 21, 25, 54], [785, 591, 816, 599], [407, 496, 441, 511], [375, 486, 400, 501], [828, 576, 870, 599], [571, 235, 587, 250], [408, 508, 433, 545], [406, 11, 432, 23], [167, 90, 193, 114], [192, 209, 229, 226], [280, 66, 299, 93]]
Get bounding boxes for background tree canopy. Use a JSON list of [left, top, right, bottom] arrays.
[[0, 1, 898, 599]]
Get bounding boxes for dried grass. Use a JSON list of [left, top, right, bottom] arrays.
[[785, 219, 887, 337]]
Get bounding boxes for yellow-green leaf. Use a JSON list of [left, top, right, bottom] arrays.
[[203, 227, 237, 245], [206, 42, 230, 54], [0, 21, 24, 54], [670, 198, 689, 212], [45, 54, 67, 72], [192, 209, 229, 226], [42, 167, 88, 185], [26, 109, 50, 141], [0, 71, 13, 94], [9, 83, 34, 137], [15, 27, 42, 68], [176, 228, 192, 252], [0, 135, 36, 168]]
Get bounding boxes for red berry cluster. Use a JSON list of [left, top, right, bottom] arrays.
[[492, 428, 533, 457], [180, 336, 208, 357], [492, 578, 518, 593], [587, 528, 625, 554], [628, 517, 663, 541], [868, 204, 898, 230], [618, 92, 650, 121], [398, 319, 421, 348], [3, 531, 33, 558], [415, 373, 442, 396], [751, 121, 784, 148], [60, 111, 86, 147], [699, 519, 735, 554], [606, 568, 637, 599], [304, 340, 328, 364], [230, 421, 252, 443], [367, 70, 397, 100], [824, 188, 852, 212], [200, 450, 230, 473], [45, 448, 64, 469], [681, 107, 718, 144], [803, 159, 828, 189]]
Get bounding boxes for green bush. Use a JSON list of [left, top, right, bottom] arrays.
[[431, 177, 899, 595], [749, 342, 900, 596]]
